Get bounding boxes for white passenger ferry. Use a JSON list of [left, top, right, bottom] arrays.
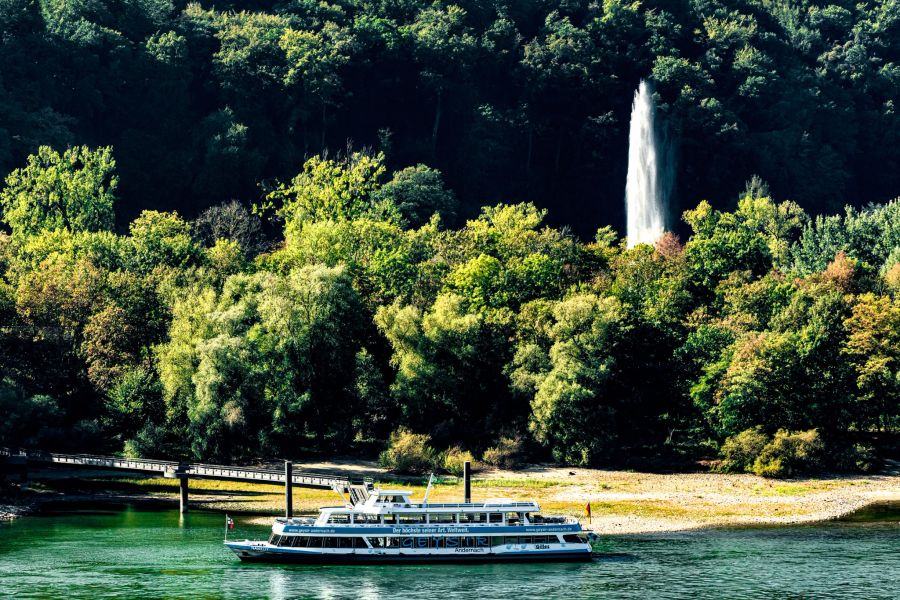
[[225, 483, 593, 563]]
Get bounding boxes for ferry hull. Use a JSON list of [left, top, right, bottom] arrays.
[[229, 549, 592, 564], [232, 552, 592, 565]]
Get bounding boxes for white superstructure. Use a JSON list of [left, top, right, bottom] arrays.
[[225, 485, 592, 563]]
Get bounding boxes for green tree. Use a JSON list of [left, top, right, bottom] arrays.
[[267, 152, 391, 239], [374, 164, 457, 227], [404, 3, 479, 156], [843, 293, 900, 430], [127, 210, 203, 273], [280, 22, 355, 150], [0, 146, 117, 237], [156, 264, 367, 460], [376, 293, 516, 447], [509, 292, 626, 465]]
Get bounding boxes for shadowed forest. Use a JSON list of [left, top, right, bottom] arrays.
[[3, 0, 900, 231], [2, 1, 900, 474]]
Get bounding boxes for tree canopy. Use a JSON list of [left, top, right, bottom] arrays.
[[3, 1, 900, 232], [0, 144, 896, 473]]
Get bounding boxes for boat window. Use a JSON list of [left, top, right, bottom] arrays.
[[430, 513, 455, 524], [399, 513, 425, 524], [476, 536, 489, 548], [519, 536, 532, 544], [504, 536, 518, 545], [492, 536, 506, 546], [383, 514, 396, 524], [505, 512, 521, 524], [415, 537, 428, 549], [366, 537, 383, 548], [327, 514, 350, 524], [445, 537, 459, 548], [386, 537, 402, 548], [269, 534, 281, 546], [488, 513, 502, 523], [563, 534, 582, 543], [355, 514, 379, 524], [461, 513, 484, 524], [400, 538, 414, 549], [307, 537, 323, 548]]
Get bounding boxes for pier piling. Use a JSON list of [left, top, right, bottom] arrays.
[[463, 460, 471, 503], [179, 475, 189, 513], [285, 461, 293, 518]]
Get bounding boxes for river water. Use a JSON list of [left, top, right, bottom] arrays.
[[0, 505, 897, 599]]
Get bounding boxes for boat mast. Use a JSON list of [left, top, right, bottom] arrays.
[[422, 473, 435, 505]]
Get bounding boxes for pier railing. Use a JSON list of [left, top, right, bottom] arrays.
[[0, 447, 356, 490]]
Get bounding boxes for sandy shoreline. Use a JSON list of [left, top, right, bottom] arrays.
[[4, 461, 899, 534], [511, 466, 900, 534]]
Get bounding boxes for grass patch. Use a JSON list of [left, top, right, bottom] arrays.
[[750, 479, 857, 496], [471, 479, 571, 489]]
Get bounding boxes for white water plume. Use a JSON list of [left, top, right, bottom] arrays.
[[625, 79, 673, 248]]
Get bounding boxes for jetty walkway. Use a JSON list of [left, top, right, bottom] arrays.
[[0, 447, 368, 514]]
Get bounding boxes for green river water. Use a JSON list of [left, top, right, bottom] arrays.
[[0, 504, 898, 599]]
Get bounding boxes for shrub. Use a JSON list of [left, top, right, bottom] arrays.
[[751, 429, 825, 477], [482, 435, 525, 468], [719, 428, 768, 473], [834, 443, 879, 473], [379, 428, 437, 474], [442, 447, 475, 476]]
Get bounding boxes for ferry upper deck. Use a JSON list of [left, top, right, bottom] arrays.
[[277, 489, 570, 527]]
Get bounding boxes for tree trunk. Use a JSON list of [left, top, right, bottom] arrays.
[[431, 89, 443, 159]]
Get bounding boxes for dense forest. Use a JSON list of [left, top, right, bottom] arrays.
[[1, 144, 899, 474], [3, 1, 900, 233], [2, 1, 900, 474]]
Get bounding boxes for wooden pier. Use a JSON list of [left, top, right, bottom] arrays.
[[0, 447, 364, 514]]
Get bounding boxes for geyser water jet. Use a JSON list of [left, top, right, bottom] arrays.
[[625, 79, 672, 248]]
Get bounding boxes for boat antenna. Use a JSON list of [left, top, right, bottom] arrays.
[[422, 473, 435, 505]]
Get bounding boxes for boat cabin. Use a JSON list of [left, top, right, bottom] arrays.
[[302, 487, 554, 528]]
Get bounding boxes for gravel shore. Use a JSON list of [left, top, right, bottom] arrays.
[[9, 461, 900, 533], [509, 466, 900, 534]]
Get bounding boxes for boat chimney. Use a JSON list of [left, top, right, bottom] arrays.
[[463, 461, 471, 503]]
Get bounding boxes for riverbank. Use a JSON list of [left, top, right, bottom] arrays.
[[10, 461, 900, 533]]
